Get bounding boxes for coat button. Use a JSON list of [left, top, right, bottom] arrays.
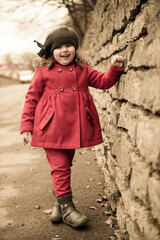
[[59, 87, 64, 92], [72, 87, 76, 91], [57, 68, 62, 73], [68, 67, 73, 71]]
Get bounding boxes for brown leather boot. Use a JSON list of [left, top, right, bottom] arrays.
[[57, 193, 88, 228], [50, 192, 63, 223]]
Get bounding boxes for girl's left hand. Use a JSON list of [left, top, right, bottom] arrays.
[[111, 55, 124, 68]]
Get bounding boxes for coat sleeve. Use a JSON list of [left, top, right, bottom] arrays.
[[87, 63, 124, 89], [20, 67, 44, 134]]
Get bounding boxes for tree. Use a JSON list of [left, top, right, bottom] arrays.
[[57, 0, 96, 37]]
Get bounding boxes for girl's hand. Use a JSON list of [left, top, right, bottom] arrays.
[[111, 55, 124, 68], [22, 131, 32, 145]]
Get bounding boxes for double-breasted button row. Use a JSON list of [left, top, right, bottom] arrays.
[[72, 87, 76, 91], [59, 87, 64, 92], [57, 68, 62, 73], [57, 67, 73, 73], [59, 87, 76, 92], [68, 67, 73, 71]]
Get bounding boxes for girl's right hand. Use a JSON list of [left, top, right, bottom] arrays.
[[22, 131, 32, 145]]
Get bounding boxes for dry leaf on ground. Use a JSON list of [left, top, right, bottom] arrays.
[[85, 161, 90, 165], [52, 234, 61, 240], [103, 210, 113, 216], [105, 215, 117, 228], [109, 236, 115, 240], [89, 206, 96, 210], [114, 229, 123, 240], [105, 218, 113, 228], [43, 209, 52, 214], [35, 205, 40, 209], [79, 151, 85, 155], [96, 197, 104, 203]]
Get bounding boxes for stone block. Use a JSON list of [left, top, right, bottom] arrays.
[[115, 166, 130, 193], [103, 168, 120, 210], [128, 200, 160, 240], [117, 71, 141, 106], [104, 112, 117, 142], [130, 152, 150, 204], [112, 131, 133, 177], [118, 102, 140, 144], [106, 150, 116, 177], [131, 33, 160, 68], [117, 70, 160, 114], [114, 4, 126, 30], [107, 99, 121, 126], [136, 112, 160, 168], [138, 70, 160, 113], [116, 198, 128, 235], [131, 7, 147, 39], [148, 175, 160, 224], [125, 216, 145, 240]]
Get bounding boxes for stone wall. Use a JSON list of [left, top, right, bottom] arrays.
[[82, 0, 160, 239]]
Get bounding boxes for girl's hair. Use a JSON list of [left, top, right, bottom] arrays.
[[33, 51, 89, 69]]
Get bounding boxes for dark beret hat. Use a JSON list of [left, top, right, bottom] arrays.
[[34, 26, 79, 59]]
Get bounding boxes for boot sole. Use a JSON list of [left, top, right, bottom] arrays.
[[63, 217, 89, 228], [50, 217, 63, 223]]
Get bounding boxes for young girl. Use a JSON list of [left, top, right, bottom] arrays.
[[20, 26, 124, 228]]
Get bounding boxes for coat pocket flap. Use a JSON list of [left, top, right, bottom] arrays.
[[39, 107, 55, 130], [86, 106, 94, 119]]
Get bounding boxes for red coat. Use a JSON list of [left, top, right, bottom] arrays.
[[20, 62, 124, 149]]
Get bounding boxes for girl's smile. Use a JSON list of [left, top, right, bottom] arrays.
[[53, 44, 76, 65]]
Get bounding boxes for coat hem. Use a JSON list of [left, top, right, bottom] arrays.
[[31, 138, 103, 149]]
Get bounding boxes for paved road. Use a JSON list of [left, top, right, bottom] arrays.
[[0, 84, 117, 240]]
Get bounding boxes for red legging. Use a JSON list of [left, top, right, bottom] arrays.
[[44, 148, 75, 198]]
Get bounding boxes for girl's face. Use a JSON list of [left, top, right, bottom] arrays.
[[53, 44, 76, 65]]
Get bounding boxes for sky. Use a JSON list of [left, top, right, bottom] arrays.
[[0, 0, 69, 61]]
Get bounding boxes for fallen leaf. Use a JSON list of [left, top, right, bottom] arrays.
[[103, 210, 113, 216], [105, 218, 113, 228], [96, 197, 103, 203], [110, 215, 117, 221], [109, 236, 115, 240], [102, 195, 108, 201], [89, 206, 96, 210], [35, 205, 40, 209], [85, 162, 90, 165], [79, 151, 85, 155], [43, 209, 52, 214], [52, 234, 61, 240], [105, 215, 117, 228], [104, 202, 110, 209], [100, 203, 105, 207], [114, 229, 123, 240]]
